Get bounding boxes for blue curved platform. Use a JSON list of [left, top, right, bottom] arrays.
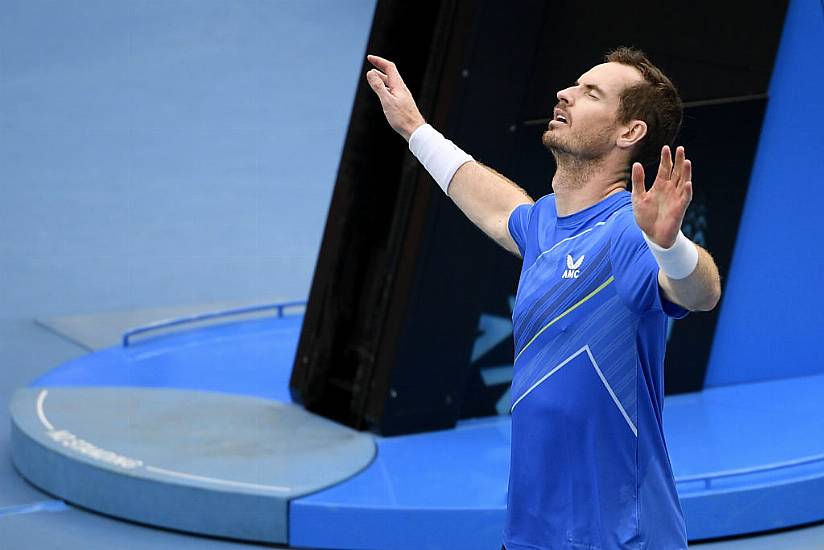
[[10, 308, 824, 548], [11, 386, 375, 544]]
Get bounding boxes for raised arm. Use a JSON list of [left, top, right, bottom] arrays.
[[365, 54, 533, 257], [631, 145, 722, 312]]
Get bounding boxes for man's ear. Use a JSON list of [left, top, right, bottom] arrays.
[[616, 120, 647, 150]]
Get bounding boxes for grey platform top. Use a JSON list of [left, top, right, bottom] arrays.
[[13, 387, 376, 496], [11, 387, 376, 543]]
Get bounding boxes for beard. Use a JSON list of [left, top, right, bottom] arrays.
[[541, 122, 620, 191], [542, 122, 616, 163]]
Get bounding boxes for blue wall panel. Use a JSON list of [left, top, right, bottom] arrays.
[[704, 0, 824, 387]]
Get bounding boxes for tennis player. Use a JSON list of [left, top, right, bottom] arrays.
[[366, 46, 720, 550]]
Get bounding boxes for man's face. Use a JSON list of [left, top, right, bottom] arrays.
[[542, 62, 644, 160]]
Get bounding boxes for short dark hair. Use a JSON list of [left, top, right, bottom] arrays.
[[605, 46, 682, 167]]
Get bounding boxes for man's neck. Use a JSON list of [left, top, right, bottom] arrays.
[[551, 154, 629, 217]]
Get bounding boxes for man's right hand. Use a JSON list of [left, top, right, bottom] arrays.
[[366, 55, 533, 259], [365, 55, 426, 142]]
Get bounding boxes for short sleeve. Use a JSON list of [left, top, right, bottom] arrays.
[[507, 203, 533, 258], [609, 210, 689, 319]]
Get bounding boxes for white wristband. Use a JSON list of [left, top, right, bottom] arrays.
[[642, 230, 699, 280], [408, 123, 474, 194]]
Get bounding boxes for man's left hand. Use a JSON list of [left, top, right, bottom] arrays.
[[630, 145, 692, 248]]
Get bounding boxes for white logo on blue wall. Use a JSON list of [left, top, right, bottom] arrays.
[[563, 254, 585, 279], [472, 296, 515, 415]]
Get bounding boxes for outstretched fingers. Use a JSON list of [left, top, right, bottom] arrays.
[[367, 54, 393, 71], [657, 145, 672, 180], [367, 54, 404, 87], [366, 54, 387, 65], [366, 69, 389, 98], [681, 158, 692, 192], [369, 68, 388, 84], [672, 146, 686, 184], [631, 162, 646, 199]]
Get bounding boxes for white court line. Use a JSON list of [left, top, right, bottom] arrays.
[[145, 465, 292, 493], [36, 390, 55, 431], [36, 388, 291, 493]]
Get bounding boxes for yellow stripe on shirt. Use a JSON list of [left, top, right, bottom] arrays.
[[514, 275, 616, 363]]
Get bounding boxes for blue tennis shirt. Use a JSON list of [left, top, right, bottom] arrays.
[[503, 190, 689, 550]]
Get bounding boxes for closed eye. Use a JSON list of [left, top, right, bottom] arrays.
[[574, 79, 605, 99]]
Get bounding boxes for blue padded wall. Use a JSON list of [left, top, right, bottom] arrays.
[[704, 0, 824, 387]]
